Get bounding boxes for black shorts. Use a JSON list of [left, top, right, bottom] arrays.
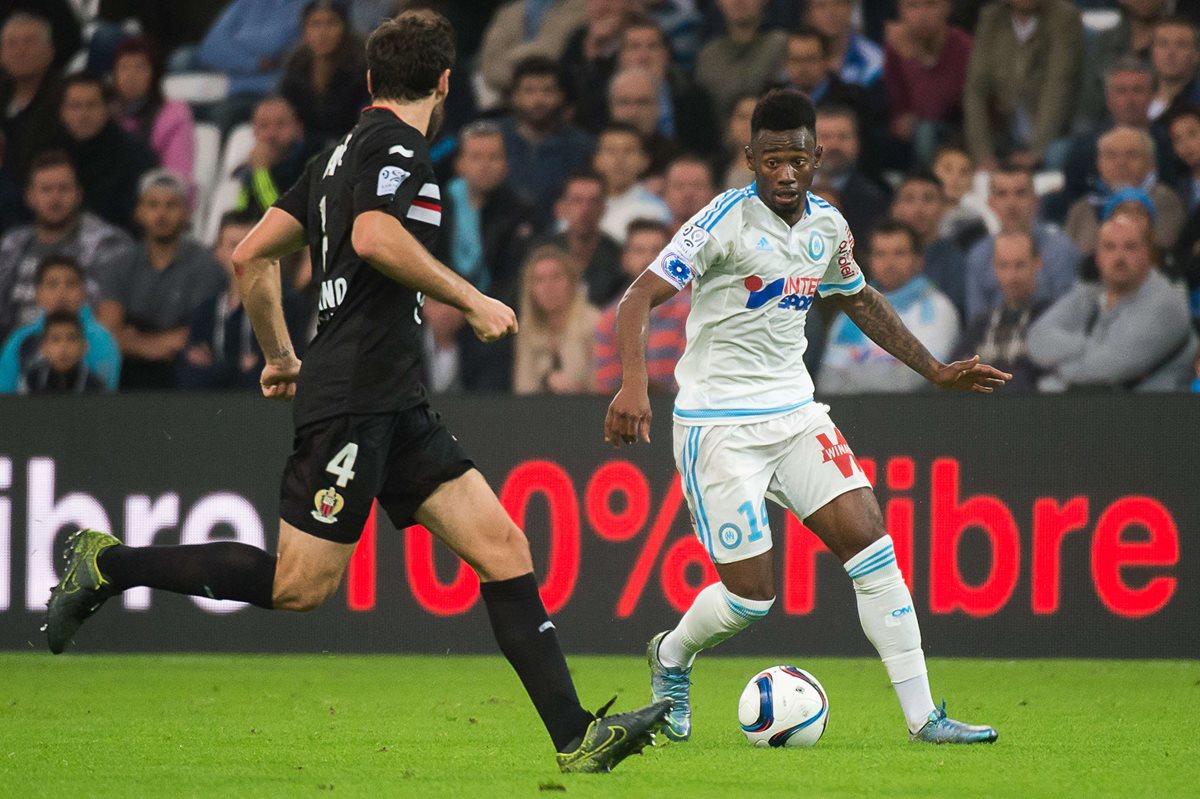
[[279, 405, 474, 544]]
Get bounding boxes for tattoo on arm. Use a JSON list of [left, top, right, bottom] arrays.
[[843, 286, 940, 380], [270, 347, 292, 361]]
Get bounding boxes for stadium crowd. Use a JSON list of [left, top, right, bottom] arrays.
[[1, 0, 1199, 395]]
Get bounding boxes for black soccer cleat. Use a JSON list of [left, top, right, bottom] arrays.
[[555, 697, 672, 774], [45, 529, 121, 654]]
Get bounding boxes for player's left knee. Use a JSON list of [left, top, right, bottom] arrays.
[[476, 521, 533, 582], [840, 528, 887, 562]]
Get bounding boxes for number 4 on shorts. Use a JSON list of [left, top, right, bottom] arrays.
[[326, 442, 358, 487]]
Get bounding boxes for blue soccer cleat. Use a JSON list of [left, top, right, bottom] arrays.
[[910, 700, 998, 744], [647, 631, 692, 741]]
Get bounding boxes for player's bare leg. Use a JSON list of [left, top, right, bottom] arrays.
[[805, 487, 997, 743], [415, 469, 670, 772], [272, 521, 356, 611]]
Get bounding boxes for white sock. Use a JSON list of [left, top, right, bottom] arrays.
[[658, 582, 774, 669], [844, 536, 936, 733]]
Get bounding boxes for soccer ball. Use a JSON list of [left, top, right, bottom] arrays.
[[738, 666, 829, 748]]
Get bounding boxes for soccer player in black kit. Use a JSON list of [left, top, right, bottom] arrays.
[[46, 11, 669, 774]]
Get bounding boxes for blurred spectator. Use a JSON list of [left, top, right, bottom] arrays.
[[480, 0, 587, 95], [0, 151, 131, 338], [820, 219, 960, 393], [177, 210, 307, 390], [594, 122, 672, 242], [662, 154, 715, 233], [645, 0, 703, 70], [91, 1, 226, 68], [193, 0, 306, 133], [96, 170, 224, 390], [279, 0, 369, 147], [953, 229, 1048, 391], [111, 38, 196, 197], [560, 0, 628, 130], [0, 12, 61, 183], [695, 0, 789, 118], [593, 218, 688, 392], [498, 56, 594, 214], [17, 309, 107, 394], [607, 67, 681, 175], [1060, 58, 1178, 211], [1028, 212, 1196, 391], [720, 94, 757, 189], [614, 16, 718, 157], [1075, 0, 1168, 135], [883, 0, 973, 165], [348, 0, 401, 36], [806, 0, 884, 89], [813, 106, 889, 243], [0, 254, 120, 393], [52, 72, 159, 234], [1064, 126, 1184, 254], [421, 296, 465, 394], [435, 122, 537, 304], [234, 96, 309, 219], [890, 170, 969, 317], [783, 27, 873, 138], [1148, 16, 1200, 126], [963, 0, 1083, 169], [0, 131, 25, 233], [1173, 107, 1200, 331], [931, 143, 995, 247], [536, 171, 624, 307], [1169, 105, 1200, 213], [0, 2, 79, 72], [513, 244, 600, 394], [965, 165, 1080, 320]]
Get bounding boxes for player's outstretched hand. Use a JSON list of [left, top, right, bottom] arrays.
[[260, 358, 301, 401], [605, 384, 652, 448], [465, 294, 518, 342], [931, 355, 1012, 394]]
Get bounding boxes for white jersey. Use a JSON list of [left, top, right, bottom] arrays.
[[648, 185, 865, 426]]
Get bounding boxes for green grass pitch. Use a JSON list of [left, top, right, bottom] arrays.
[[1, 654, 1196, 798]]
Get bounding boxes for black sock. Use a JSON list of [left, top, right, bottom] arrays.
[[97, 543, 277, 609], [480, 573, 594, 750]]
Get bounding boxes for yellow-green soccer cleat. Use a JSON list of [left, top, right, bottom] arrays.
[[647, 631, 692, 741], [556, 697, 672, 773], [46, 529, 121, 654], [910, 701, 999, 744]]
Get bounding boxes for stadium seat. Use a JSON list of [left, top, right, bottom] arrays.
[[1081, 10, 1121, 34], [201, 178, 244, 245], [163, 73, 231, 105], [1033, 171, 1066, 197], [218, 123, 256, 186], [192, 123, 222, 228]]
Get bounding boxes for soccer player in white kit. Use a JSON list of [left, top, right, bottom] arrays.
[[604, 89, 1006, 744]]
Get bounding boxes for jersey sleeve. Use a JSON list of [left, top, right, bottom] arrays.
[[817, 215, 866, 297], [351, 128, 429, 223], [646, 217, 725, 291], [272, 156, 314, 224]]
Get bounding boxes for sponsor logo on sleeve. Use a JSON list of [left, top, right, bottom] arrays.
[[660, 252, 693, 287], [674, 224, 709, 258], [376, 165, 410, 196]]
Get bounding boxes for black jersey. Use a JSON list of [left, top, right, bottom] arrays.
[[274, 107, 443, 428]]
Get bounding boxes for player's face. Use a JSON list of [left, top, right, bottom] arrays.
[[40, 323, 86, 373], [26, 165, 81, 229], [933, 149, 973, 203], [813, 115, 857, 174], [1095, 216, 1153, 293], [456, 134, 508, 193], [1169, 115, 1200, 168], [1105, 70, 1153, 126], [622, 229, 668, 278], [992, 234, 1040, 305], [891, 181, 944, 241], [784, 36, 826, 92], [987, 173, 1036, 233], [663, 162, 714, 222], [113, 52, 153, 103], [529, 257, 576, 315], [214, 223, 253, 276], [747, 128, 822, 221], [869, 231, 921, 292], [60, 84, 109, 142], [35, 266, 85, 314], [619, 26, 669, 79], [135, 187, 188, 242], [1152, 24, 1198, 81]]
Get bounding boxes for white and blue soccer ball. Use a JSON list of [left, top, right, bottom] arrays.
[[738, 665, 829, 748]]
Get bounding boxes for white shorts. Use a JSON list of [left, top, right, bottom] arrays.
[[673, 402, 872, 564]]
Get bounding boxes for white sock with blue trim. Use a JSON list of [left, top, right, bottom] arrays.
[[845, 535, 936, 733], [658, 582, 774, 669]]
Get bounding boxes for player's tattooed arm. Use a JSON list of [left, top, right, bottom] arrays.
[[830, 287, 1012, 393]]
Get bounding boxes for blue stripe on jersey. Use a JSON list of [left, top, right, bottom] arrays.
[[696, 187, 740, 229], [818, 274, 865, 294], [686, 427, 713, 557], [809, 192, 831, 209], [674, 397, 813, 420], [698, 186, 752, 232]]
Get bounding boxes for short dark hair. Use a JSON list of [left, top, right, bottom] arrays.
[[1155, 15, 1199, 46], [815, 104, 858, 135], [871, 218, 922, 255], [366, 10, 456, 102], [217, 209, 259, 238], [788, 24, 828, 56], [510, 56, 566, 94], [559, 170, 606, 199], [751, 88, 817, 137], [61, 71, 109, 101], [898, 168, 944, 195], [625, 218, 670, 241], [599, 121, 647, 152], [994, 228, 1040, 258], [43, 309, 83, 336], [35, 254, 84, 285], [992, 161, 1033, 181], [665, 153, 715, 181], [27, 150, 76, 185], [932, 142, 972, 166], [1166, 104, 1200, 130], [622, 14, 671, 49]]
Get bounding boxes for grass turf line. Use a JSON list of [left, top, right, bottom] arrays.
[[1, 655, 1196, 798]]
